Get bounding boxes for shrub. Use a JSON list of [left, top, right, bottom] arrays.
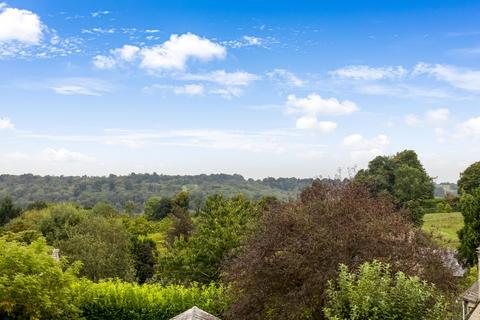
[[324, 261, 449, 320], [77, 280, 229, 320], [0, 238, 81, 319]]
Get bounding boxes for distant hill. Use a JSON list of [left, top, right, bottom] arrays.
[[0, 173, 314, 211]]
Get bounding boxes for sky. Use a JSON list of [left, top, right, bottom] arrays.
[[1, 0, 480, 182]]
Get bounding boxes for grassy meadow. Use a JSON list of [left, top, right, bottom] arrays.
[[422, 212, 464, 248]]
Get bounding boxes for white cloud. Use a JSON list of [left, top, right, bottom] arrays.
[[343, 133, 390, 160], [93, 33, 226, 71], [413, 63, 480, 92], [0, 4, 42, 44], [113, 44, 140, 62], [296, 117, 337, 133], [0, 117, 14, 129], [92, 55, 116, 69], [41, 148, 96, 163], [330, 65, 407, 80], [287, 93, 358, 116], [182, 70, 260, 86], [140, 33, 226, 70], [174, 84, 204, 96], [405, 114, 422, 127], [93, 45, 140, 69], [459, 117, 480, 136], [267, 69, 305, 87]]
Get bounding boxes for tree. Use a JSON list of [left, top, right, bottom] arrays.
[[167, 207, 194, 244], [156, 195, 260, 284], [0, 238, 80, 319], [144, 197, 173, 220], [131, 236, 157, 284], [173, 191, 190, 210], [323, 261, 448, 320], [56, 216, 135, 281], [92, 202, 118, 217], [458, 161, 480, 195], [457, 188, 480, 266], [0, 196, 22, 225], [355, 150, 434, 225], [223, 181, 455, 320]]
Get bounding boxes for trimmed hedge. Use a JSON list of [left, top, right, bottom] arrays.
[[77, 280, 229, 320]]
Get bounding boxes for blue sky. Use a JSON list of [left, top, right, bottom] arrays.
[[1, 1, 480, 181]]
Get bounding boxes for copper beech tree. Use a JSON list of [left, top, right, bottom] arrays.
[[223, 181, 456, 320]]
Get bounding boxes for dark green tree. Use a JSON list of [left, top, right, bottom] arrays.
[[0, 196, 22, 225], [144, 197, 173, 220], [131, 237, 157, 284], [457, 188, 480, 266], [355, 150, 434, 225], [458, 161, 480, 195]]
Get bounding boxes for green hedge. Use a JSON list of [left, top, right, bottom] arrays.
[[77, 280, 229, 320]]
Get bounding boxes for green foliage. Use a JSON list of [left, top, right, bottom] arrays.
[[156, 195, 260, 284], [0, 196, 22, 226], [144, 196, 174, 220], [57, 216, 135, 281], [25, 200, 49, 211], [38, 203, 89, 243], [0, 238, 81, 319], [77, 280, 229, 320], [355, 150, 434, 225], [458, 161, 480, 195], [324, 261, 449, 320], [92, 202, 118, 217], [131, 236, 157, 283], [457, 189, 480, 266], [0, 173, 312, 209]]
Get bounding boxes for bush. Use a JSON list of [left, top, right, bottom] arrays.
[[77, 280, 229, 320], [324, 261, 449, 320], [0, 238, 81, 319]]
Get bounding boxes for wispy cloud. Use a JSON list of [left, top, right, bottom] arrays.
[[413, 63, 480, 92], [50, 78, 112, 96], [330, 65, 407, 80], [267, 69, 306, 87]]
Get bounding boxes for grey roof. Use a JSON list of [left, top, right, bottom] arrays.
[[461, 281, 479, 303], [170, 307, 220, 320]]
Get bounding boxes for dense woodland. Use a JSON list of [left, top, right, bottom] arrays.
[[1, 150, 479, 319], [0, 174, 313, 209], [0, 172, 455, 210]]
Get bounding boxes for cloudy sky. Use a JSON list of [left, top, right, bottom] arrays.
[[1, 0, 480, 181]]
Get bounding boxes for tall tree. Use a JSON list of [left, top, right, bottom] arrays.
[[355, 150, 434, 225], [0, 196, 22, 226], [457, 188, 480, 266], [458, 161, 480, 195]]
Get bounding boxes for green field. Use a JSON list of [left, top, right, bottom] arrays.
[[422, 212, 464, 248]]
